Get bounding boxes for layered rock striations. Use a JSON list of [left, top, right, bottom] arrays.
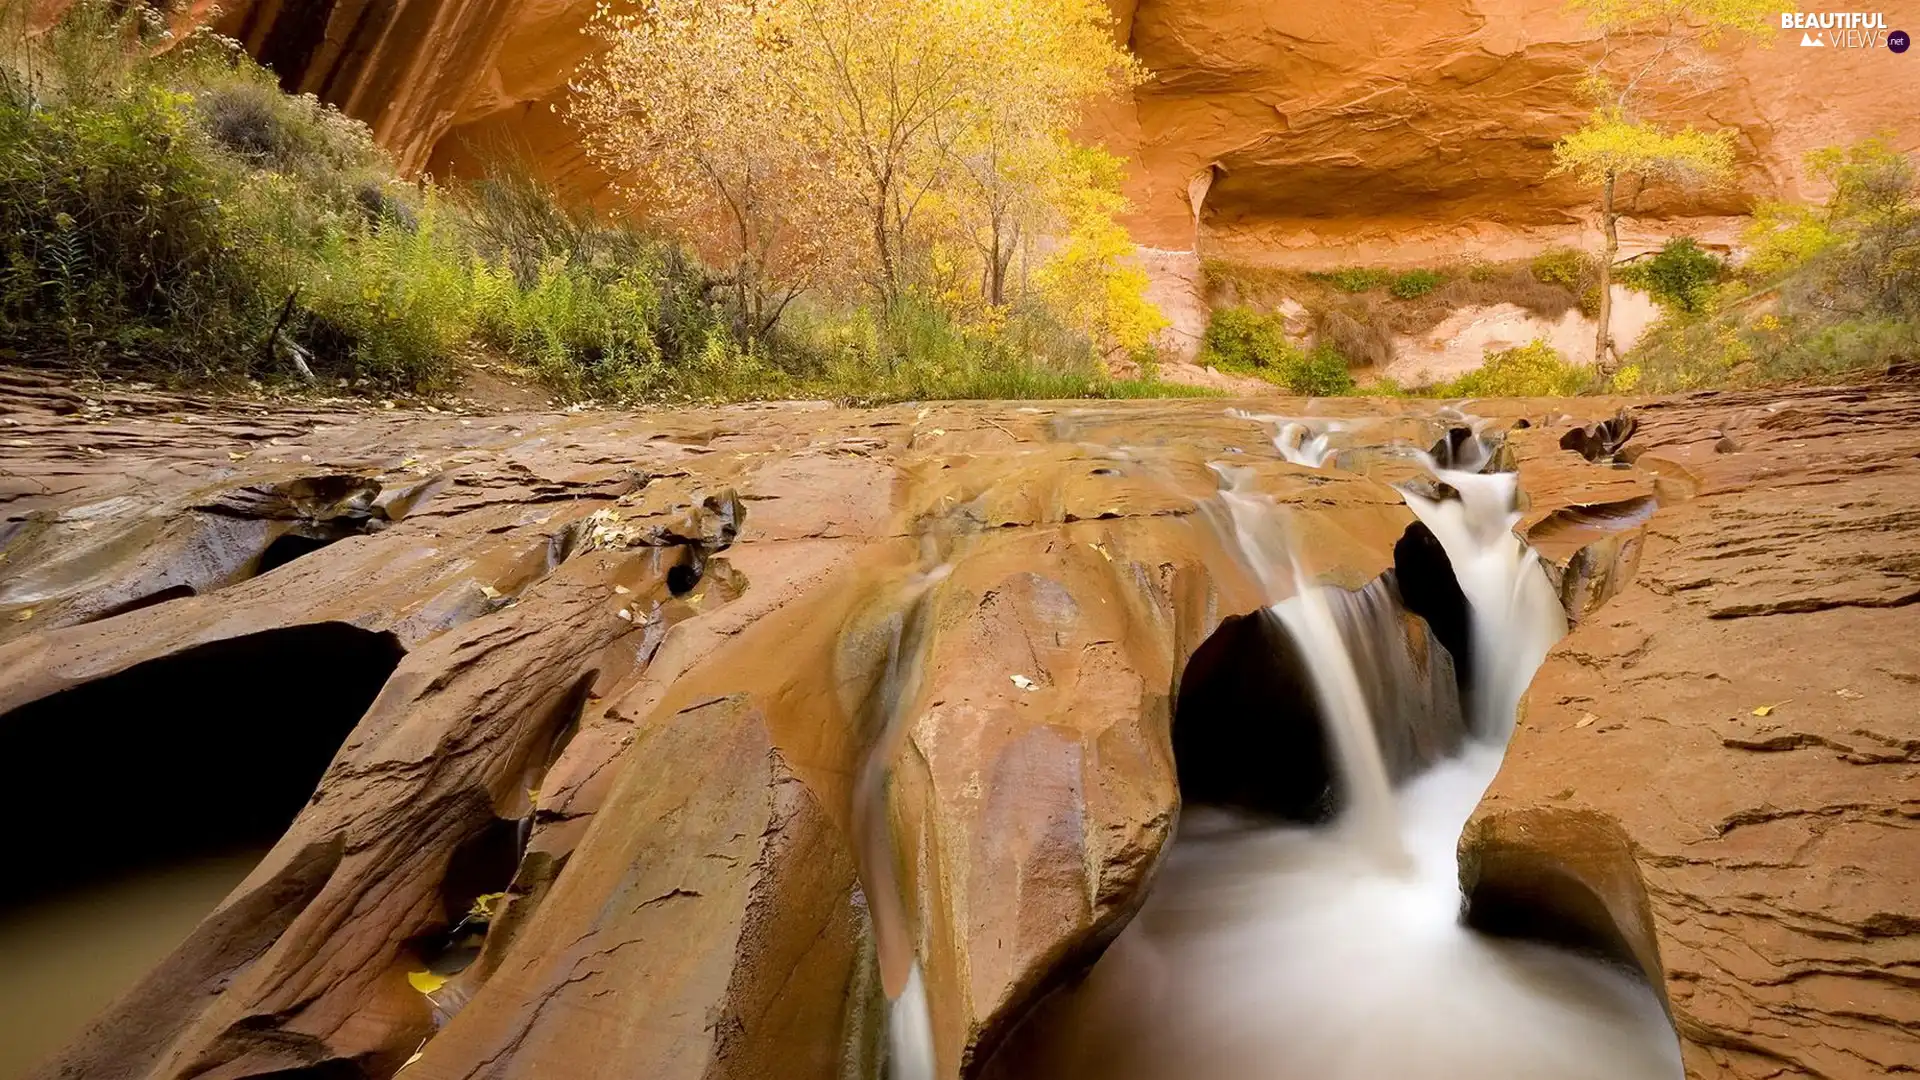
[[2, 369, 1917, 1078]]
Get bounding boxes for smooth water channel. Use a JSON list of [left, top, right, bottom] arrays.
[[997, 415, 1680, 1080]]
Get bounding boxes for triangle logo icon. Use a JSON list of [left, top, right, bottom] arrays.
[[1801, 31, 1825, 45]]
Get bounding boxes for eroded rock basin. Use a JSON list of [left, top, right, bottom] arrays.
[[1, 369, 1916, 1080]]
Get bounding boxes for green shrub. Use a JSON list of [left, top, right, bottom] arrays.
[[1440, 339, 1592, 397], [1306, 267, 1392, 293], [1530, 247, 1593, 290], [1198, 306, 1356, 394], [1288, 344, 1357, 395], [0, 79, 261, 372], [291, 197, 476, 389], [1617, 237, 1723, 312], [1389, 269, 1445, 299], [1199, 306, 1292, 373]]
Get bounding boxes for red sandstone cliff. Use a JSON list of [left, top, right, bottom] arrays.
[[213, 0, 1919, 263]]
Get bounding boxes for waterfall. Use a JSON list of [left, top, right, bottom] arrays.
[[1400, 452, 1568, 738], [1269, 577, 1407, 869], [1000, 427, 1678, 1080], [1276, 422, 1333, 467], [1226, 410, 1339, 468]]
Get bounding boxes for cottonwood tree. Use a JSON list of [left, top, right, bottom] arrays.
[[770, 0, 1141, 304], [1553, 0, 1773, 372], [571, 0, 847, 339], [573, 0, 1145, 334]]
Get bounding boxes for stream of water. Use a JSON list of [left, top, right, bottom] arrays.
[[1002, 426, 1680, 1080]]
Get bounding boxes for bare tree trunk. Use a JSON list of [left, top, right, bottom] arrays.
[[1595, 171, 1619, 377], [872, 197, 896, 306], [987, 215, 1005, 307]]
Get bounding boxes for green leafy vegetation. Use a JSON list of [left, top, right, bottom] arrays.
[[1435, 340, 1594, 397], [1530, 247, 1592, 290], [1388, 269, 1445, 299], [1199, 306, 1356, 395], [1621, 137, 1920, 393], [1306, 267, 1392, 293], [0, 0, 1195, 403], [1615, 236, 1723, 312]]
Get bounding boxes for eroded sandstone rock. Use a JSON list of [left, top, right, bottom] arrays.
[[4, 370, 1915, 1080]]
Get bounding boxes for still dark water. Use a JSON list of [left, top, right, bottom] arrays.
[[0, 849, 265, 1079]]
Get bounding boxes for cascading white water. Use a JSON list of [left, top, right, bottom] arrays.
[[1275, 422, 1334, 467], [1009, 433, 1679, 1080], [1226, 410, 1340, 468], [1269, 571, 1406, 870], [1400, 455, 1567, 738]]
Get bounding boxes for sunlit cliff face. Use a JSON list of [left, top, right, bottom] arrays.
[[207, 0, 1913, 262]]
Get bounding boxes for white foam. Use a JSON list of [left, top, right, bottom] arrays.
[[1026, 746, 1681, 1080], [1020, 432, 1679, 1080], [888, 960, 936, 1080]]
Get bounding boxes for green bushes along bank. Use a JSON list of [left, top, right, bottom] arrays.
[[0, 1, 1194, 403]]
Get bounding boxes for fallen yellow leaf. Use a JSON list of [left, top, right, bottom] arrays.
[[1575, 712, 1598, 728], [227, 451, 248, 461], [406, 970, 447, 995], [12, 608, 33, 622], [1751, 701, 1787, 717], [479, 584, 502, 600]]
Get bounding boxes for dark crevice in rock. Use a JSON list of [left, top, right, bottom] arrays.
[[1172, 608, 1336, 823], [1464, 869, 1640, 966], [1170, 582, 1466, 824], [1461, 841, 1663, 997], [1391, 520, 1473, 701], [666, 559, 700, 596], [83, 583, 198, 623], [407, 671, 598, 1027], [256, 530, 343, 575], [246, 1060, 368, 1080], [1560, 409, 1640, 463], [1, 622, 403, 909], [408, 817, 525, 989]]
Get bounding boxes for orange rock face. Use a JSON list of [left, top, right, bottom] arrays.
[[4, 370, 1918, 1079], [213, 0, 1918, 257]]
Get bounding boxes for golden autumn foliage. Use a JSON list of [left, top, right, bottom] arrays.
[[1554, 0, 1773, 370], [571, 0, 1158, 355]]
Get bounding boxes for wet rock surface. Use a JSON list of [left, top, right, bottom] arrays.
[[2, 369, 1915, 1078]]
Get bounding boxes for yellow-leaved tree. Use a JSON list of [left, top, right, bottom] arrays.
[[1553, 0, 1774, 372], [571, 0, 850, 339], [1033, 144, 1169, 361], [572, 0, 1154, 353]]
